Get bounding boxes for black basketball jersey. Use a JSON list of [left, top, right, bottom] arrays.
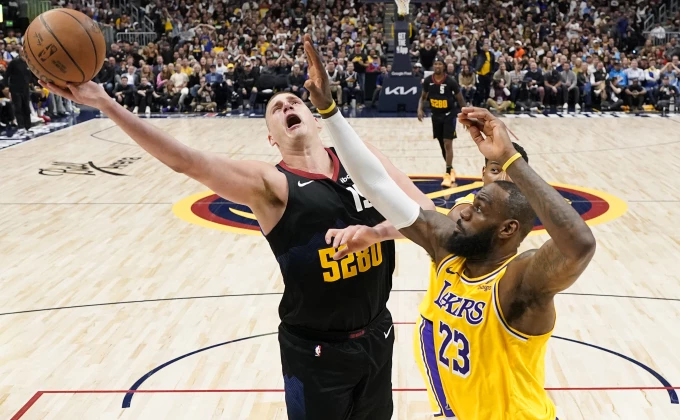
[[423, 74, 460, 115], [265, 148, 396, 333]]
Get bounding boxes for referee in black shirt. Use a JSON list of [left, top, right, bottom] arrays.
[[7, 48, 32, 133]]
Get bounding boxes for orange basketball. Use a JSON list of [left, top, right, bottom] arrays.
[[23, 9, 106, 87]]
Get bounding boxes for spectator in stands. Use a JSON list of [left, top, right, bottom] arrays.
[[6, 47, 32, 134], [0, 41, 13, 62], [47, 0, 667, 117], [140, 65, 155, 88], [625, 59, 645, 86], [488, 78, 512, 112], [544, 63, 563, 112], [97, 58, 116, 95], [493, 63, 511, 89], [525, 61, 545, 105], [109, 43, 126, 64], [287, 64, 307, 101], [604, 75, 625, 111], [193, 77, 216, 112], [327, 61, 344, 107], [372, 66, 389, 108], [474, 40, 495, 107], [367, 50, 381, 73], [609, 60, 628, 88], [188, 63, 204, 101], [238, 60, 259, 111], [0, 85, 14, 128], [156, 65, 171, 90], [625, 78, 646, 112], [458, 64, 476, 106], [591, 61, 608, 108], [660, 56, 680, 87], [215, 58, 228, 76], [508, 62, 526, 104], [656, 75, 679, 111], [577, 62, 592, 110], [113, 75, 134, 109], [560, 57, 579, 110], [124, 65, 138, 86], [416, 39, 438, 72], [413, 62, 423, 79], [134, 77, 154, 115], [349, 43, 368, 90], [342, 62, 363, 109], [205, 64, 222, 85]]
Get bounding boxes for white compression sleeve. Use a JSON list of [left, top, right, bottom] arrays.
[[323, 112, 420, 229]]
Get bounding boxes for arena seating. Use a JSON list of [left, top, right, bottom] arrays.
[[2, 0, 679, 119]]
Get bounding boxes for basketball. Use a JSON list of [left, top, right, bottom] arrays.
[[22, 9, 106, 87]]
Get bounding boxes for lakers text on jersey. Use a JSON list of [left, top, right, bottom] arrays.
[[414, 254, 556, 420]]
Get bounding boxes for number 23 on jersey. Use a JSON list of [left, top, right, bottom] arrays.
[[438, 320, 471, 377]]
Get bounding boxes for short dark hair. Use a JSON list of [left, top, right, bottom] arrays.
[[485, 142, 528, 165], [494, 180, 536, 239]]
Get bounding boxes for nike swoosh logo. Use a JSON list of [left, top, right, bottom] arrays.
[[384, 324, 393, 339], [298, 181, 314, 187]]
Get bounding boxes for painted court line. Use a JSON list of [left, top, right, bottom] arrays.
[[12, 387, 680, 420], [121, 326, 678, 408]]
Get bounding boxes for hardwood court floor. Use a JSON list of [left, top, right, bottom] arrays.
[[1, 115, 679, 419]]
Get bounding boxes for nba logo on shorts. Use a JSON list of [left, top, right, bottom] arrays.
[[315, 345, 321, 357]]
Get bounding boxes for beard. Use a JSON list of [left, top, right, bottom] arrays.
[[445, 222, 496, 259]]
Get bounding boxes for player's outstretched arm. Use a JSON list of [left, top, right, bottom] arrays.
[[458, 108, 596, 302], [302, 34, 451, 262], [325, 142, 436, 260], [39, 81, 284, 211]]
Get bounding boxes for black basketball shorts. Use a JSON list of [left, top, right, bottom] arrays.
[[431, 111, 457, 141], [279, 308, 395, 420]]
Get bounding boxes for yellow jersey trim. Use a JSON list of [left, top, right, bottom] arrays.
[[435, 254, 457, 277], [459, 254, 520, 284]]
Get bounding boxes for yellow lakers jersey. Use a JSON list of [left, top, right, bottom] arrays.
[[415, 254, 556, 420], [424, 192, 476, 318]]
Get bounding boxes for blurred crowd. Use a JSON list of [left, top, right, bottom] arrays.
[[1, 0, 679, 126], [405, 0, 680, 112]]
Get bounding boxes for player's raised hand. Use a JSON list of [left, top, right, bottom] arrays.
[[39, 81, 110, 110], [458, 107, 516, 164], [325, 225, 381, 260], [302, 34, 334, 111]]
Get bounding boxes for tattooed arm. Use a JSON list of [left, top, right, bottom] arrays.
[[504, 157, 596, 292], [458, 108, 596, 335], [500, 155, 596, 334]]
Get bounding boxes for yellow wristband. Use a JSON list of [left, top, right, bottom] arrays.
[[501, 152, 522, 172], [318, 101, 336, 115]]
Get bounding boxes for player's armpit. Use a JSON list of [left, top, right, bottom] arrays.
[[185, 152, 287, 212], [514, 238, 595, 297], [499, 239, 595, 334], [399, 209, 456, 263]]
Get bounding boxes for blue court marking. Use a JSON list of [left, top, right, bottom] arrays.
[[552, 335, 678, 404], [122, 331, 678, 409], [121, 332, 277, 408]]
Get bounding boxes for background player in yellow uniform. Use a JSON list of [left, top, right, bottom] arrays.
[[306, 47, 595, 418]]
